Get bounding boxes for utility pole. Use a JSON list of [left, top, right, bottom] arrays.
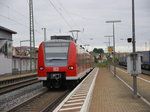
[[29, 0, 36, 71], [42, 28, 47, 41], [145, 42, 147, 51], [149, 40, 150, 50], [106, 20, 121, 76], [104, 35, 113, 50], [132, 0, 138, 98]]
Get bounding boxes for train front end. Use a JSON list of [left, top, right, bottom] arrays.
[[38, 40, 76, 88]]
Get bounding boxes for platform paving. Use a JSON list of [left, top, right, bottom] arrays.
[[89, 68, 150, 112], [0, 72, 37, 81]]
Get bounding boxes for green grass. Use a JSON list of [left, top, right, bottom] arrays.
[[98, 63, 107, 67], [97, 58, 112, 67]]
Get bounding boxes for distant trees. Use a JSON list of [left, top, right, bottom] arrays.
[[93, 48, 104, 54]]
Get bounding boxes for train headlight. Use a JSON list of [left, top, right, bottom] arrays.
[[39, 66, 44, 71], [68, 66, 74, 70]]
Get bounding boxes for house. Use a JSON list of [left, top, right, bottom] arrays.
[[0, 26, 17, 76], [12, 46, 38, 74]]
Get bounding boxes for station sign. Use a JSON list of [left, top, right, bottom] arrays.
[[108, 46, 113, 52]]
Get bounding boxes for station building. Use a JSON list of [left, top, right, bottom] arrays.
[[0, 26, 38, 76], [0, 26, 17, 76]]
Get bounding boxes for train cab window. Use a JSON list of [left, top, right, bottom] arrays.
[[44, 42, 69, 67]]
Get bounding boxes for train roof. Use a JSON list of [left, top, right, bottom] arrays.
[[51, 35, 75, 41], [44, 39, 72, 43]]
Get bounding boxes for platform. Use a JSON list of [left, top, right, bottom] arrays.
[[0, 72, 37, 82], [89, 68, 150, 112]]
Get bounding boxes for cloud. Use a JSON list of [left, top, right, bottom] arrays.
[[0, 0, 149, 51]]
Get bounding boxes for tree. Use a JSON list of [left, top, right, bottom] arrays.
[[93, 48, 104, 54]]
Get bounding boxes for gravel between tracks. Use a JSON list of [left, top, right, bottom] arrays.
[[0, 82, 44, 112], [9, 89, 69, 112]]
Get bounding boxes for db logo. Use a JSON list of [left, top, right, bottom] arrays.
[[53, 67, 59, 71]]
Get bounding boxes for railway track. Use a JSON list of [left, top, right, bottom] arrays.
[[117, 64, 150, 76], [0, 73, 37, 86], [0, 76, 39, 95], [8, 89, 69, 112]]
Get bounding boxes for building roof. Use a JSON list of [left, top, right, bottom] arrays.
[[0, 26, 17, 34]]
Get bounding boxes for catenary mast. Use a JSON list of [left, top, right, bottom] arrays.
[[29, 0, 36, 71]]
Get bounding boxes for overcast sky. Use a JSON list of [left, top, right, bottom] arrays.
[[0, 0, 150, 52]]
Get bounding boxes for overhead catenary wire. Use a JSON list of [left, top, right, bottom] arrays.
[[47, 0, 73, 30], [55, 0, 79, 28], [0, 1, 42, 34], [0, 14, 41, 34]]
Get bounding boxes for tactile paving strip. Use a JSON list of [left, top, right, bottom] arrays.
[[53, 68, 99, 112]]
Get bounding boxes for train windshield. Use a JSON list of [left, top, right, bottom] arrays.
[[44, 42, 69, 67]]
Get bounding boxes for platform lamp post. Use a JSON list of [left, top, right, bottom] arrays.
[[104, 35, 113, 71], [20, 40, 30, 74], [104, 35, 112, 48], [106, 20, 121, 76], [104, 35, 113, 54]]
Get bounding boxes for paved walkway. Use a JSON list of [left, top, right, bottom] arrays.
[[89, 68, 150, 112]]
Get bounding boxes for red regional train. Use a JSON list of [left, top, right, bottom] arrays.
[[38, 35, 94, 88]]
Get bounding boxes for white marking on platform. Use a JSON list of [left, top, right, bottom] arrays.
[[115, 72, 150, 107], [117, 67, 150, 83], [116, 67, 127, 73], [53, 68, 99, 112], [64, 102, 83, 106], [138, 77, 150, 83], [115, 74, 133, 91], [72, 94, 86, 97], [81, 68, 99, 112], [67, 99, 85, 103], [70, 96, 86, 99], [75, 92, 87, 95], [59, 106, 82, 111], [77, 90, 87, 93]]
